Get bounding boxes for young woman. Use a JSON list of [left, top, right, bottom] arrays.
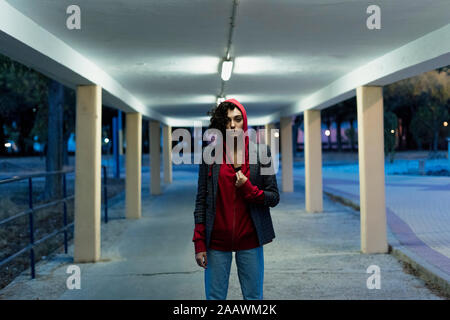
[[192, 98, 280, 300]]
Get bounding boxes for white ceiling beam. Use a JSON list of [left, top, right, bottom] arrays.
[[0, 0, 169, 125], [282, 24, 450, 117]]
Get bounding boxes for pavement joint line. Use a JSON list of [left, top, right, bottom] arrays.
[[67, 271, 203, 277]]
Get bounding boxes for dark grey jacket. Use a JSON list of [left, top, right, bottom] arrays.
[[193, 142, 280, 249]]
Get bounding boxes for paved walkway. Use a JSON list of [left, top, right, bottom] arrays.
[[293, 162, 450, 292], [0, 165, 444, 299]]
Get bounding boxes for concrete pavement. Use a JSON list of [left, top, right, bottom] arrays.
[[302, 164, 450, 297], [0, 164, 445, 299]]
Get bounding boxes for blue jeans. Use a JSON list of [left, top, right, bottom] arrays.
[[204, 246, 264, 300]]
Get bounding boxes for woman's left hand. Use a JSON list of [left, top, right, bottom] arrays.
[[235, 170, 248, 188]]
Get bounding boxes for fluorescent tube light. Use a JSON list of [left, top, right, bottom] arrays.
[[216, 96, 226, 105], [221, 59, 233, 81]]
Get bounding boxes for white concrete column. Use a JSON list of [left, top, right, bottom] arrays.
[[280, 117, 293, 192], [264, 124, 269, 145], [356, 86, 388, 254], [119, 131, 124, 155], [264, 123, 276, 148], [118, 111, 124, 155], [125, 112, 142, 219], [163, 124, 173, 184], [150, 119, 161, 195], [74, 85, 102, 263], [304, 109, 323, 213]]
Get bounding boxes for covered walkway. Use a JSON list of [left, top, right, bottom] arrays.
[[0, 0, 449, 299], [0, 165, 443, 299]]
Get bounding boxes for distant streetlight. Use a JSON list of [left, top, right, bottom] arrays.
[[5, 142, 11, 148], [444, 121, 448, 127], [390, 129, 395, 134], [325, 129, 331, 136], [104, 138, 110, 143]]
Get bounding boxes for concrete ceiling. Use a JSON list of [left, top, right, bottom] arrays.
[[2, 0, 450, 126]]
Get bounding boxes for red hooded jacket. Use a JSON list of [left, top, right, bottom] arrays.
[[192, 99, 266, 253]]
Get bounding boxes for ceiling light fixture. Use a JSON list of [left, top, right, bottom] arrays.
[[216, 0, 238, 96], [216, 96, 226, 105], [221, 59, 234, 81]]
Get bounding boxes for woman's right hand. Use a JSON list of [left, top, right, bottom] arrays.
[[195, 252, 207, 269]]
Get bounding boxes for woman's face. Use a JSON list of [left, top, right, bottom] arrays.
[[226, 108, 243, 136]]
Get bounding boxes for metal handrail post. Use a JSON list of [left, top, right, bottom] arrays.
[[103, 166, 108, 223], [28, 177, 35, 279], [63, 173, 68, 254]]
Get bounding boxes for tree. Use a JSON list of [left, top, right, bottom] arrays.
[[410, 106, 434, 151], [31, 86, 75, 166], [43, 80, 64, 201], [344, 126, 356, 151], [333, 103, 347, 152], [321, 109, 333, 150], [338, 98, 357, 151], [0, 55, 47, 155], [411, 68, 449, 155], [384, 110, 398, 163], [384, 80, 417, 150], [0, 54, 76, 200], [323, 97, 357, 152], [384, 67, 449, 154]]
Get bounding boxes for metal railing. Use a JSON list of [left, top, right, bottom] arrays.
[[0, 166, 109, 279]]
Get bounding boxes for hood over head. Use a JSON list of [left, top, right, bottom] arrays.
[[222, 98, 249, 168]]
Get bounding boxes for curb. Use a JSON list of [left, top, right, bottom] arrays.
[[388, 244, 450, 298], [324, 189, 450, 299]]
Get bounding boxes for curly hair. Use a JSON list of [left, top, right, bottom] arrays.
[[206, 101, 242, 138]]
